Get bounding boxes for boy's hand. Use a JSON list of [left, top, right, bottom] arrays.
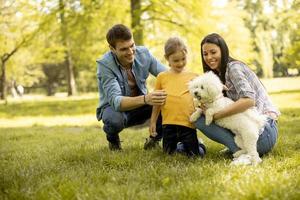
[[149, 123, 157, 137]]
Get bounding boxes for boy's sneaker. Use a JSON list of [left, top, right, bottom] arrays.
[[176, 141, 206, 158], [143, 137, 159, 150], [108, 140, 122, 151], [198, 142, 206, 156]]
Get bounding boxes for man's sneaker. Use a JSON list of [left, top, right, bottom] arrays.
[[109, 140, 122, 151], [143, 137, 159, 150]]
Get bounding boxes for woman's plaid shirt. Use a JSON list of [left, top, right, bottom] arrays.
[[225, 61, 280, 119]]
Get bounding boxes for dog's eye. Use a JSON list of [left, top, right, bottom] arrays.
[[201, 85, 204, 89]]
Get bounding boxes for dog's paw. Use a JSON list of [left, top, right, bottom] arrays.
[[190, 108, 202, 122], [205, 116, 213, 125], [193, 98, 200, 107], [251, 156, 262, 165], [190, 113, 199, 122], [233, 150, 247, 158], [249, 152, 262, 165], [205, 109, 214, 125], [230, 154, 252, 166]]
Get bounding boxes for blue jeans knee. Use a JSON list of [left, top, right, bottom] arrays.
[[102, 107, 125, 139], [257, 118, 278, 156]]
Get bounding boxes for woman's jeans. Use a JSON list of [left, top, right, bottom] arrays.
[[195, 115, 278, 156]]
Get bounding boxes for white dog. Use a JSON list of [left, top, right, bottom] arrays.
[[189, 71, 266, 165]]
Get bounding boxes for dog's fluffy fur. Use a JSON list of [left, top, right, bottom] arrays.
[[189, 71, 266, 165]]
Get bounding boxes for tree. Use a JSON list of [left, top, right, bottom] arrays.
[[130, 0, 143, 45], [1, 0, 258, 95], [236, 0, 299, 77], [276, 1, 300, 75], [58, 0, 77, 96], [34, 0, 130, 95], [132, 0, 253, 74], [0, 0, 42, 100]]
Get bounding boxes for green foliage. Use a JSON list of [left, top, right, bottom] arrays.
[[139, 0, 254, 74], [33, 0, 131, 93], [280, 4, 300, 72], [1, 0, 299, 95], [236, 0, 299, 77]]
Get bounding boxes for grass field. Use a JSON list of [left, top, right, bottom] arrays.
[[1, 78, 300, 200]]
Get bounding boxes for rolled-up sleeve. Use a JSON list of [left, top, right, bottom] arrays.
[[97, 61, 123, 111], [228, 63, 255, 99]]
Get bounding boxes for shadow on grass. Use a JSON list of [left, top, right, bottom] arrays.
[[269, 89, 300, 95], [0, 98, 98, 118], [280, 107, 300, 119]]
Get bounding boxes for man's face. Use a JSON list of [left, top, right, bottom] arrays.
[[110, 39, 136, 68]]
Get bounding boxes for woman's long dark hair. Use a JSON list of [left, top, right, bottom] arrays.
[[200, 33, 235, 84]]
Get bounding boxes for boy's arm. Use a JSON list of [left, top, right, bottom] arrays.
[[149, 105, 161, 137]]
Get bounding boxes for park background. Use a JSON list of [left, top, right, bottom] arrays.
[[1, 0, 300, 199]]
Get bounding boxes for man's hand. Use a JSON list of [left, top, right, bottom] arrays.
[[145, 90, 167, 106]]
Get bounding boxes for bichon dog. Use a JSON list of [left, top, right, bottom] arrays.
[[189, 71, 266, 165]]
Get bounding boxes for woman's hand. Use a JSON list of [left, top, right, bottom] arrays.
[[223, 84, 229, 91]]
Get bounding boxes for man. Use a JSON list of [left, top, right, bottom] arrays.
[[96, 24, 167, 151]]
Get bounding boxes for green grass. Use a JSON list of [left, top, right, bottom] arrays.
[[1, 90, 300, 199]]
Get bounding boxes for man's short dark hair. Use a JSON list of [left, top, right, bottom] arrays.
[[106, 24, 132, 48]]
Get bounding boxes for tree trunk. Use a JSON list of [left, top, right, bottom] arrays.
[[59, 0, 77, 96], [256, 27, 274, 78], [0, 60, 6, 101], [66, 49, 76, 96], [46, 81, 55, 96], [130, 0, 143, 45]]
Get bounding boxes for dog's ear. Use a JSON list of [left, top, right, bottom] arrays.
[[203, 72, 223, 98], [209, 72, 223, 91]]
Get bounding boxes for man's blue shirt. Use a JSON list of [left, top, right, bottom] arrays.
[[96, 46, 166, 121]]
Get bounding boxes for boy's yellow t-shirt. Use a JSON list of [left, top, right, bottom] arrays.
[[155, 70, 197, 129]]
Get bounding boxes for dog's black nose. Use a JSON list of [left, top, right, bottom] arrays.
[[194, 91, 198, 96]]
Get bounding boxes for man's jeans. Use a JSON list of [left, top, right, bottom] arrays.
[[101, 105, 162, 143], [195, 116, 278, 156]]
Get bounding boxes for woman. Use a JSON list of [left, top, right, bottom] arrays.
[[196, 33, 280, 164]]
